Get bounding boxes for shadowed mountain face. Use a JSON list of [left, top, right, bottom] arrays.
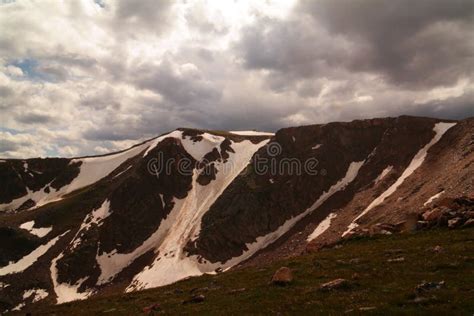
[[0, 116, 472, 312]]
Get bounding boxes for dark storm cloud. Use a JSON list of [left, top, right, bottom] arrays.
[[15, 113, 54, 124], [238, 0, 474, 90], [237, 17, 349, 81], [114, 0, 173, 35], [0, 139, 19, 152], [133, 59, 221, 106], [407, 91, 474, 120], [301, 0, 474, 88]]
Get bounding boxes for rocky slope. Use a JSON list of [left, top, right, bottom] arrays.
[[0, 116, 472, 312]]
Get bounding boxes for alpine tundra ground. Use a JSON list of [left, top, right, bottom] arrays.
[[25, 227, 474, 315]]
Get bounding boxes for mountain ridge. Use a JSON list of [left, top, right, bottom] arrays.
[[0, 115, 472, 313]]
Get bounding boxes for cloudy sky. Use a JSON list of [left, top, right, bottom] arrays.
[[0, 0, 473, 158]]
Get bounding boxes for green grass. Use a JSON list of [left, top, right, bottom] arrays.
[[29, 228, 474, 315]]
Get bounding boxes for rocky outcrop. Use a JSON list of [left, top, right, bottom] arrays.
[[418, 196, 474, 230]]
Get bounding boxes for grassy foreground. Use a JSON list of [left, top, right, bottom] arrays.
[[30, 228, 474, 315]]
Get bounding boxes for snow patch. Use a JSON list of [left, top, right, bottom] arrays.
[[116, 139, 270, 291], [205, 160, 365, 272], [342, 223, 359, 237], [0, 232, 66, 276], [307, 213, 337, 241], [343, 122, 456, 237], [229, 130, 274, 136], [79, 200, 111, 231], [142, 130, 183, 157], [11, 302, 25, 311], [374, 166, 393, 185], [424, 191, 445, 206], [0, 139, 155, 212], [50, 253, 92, 304], [181, 132, 225, 161], [20, 220, 52, 238], [70, 200, 111, 250], [66, 144, 151, 195], [23, 288, 49, 303], [112, 165, 133, 179]]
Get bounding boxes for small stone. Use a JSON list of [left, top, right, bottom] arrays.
[[384, 249, 404, 255], [228, 288, 246, 294], [103, 308, 117, 313], [271, 267, 293, 285], [190, 287, 209, 293], [430, 245, 443, 253], [412, 296, 431, 304], [387, 257, 405, 263], [415, 281, 445, 294], [349, 258, 361, 264], [319, 278, 351, 291], [359, 307, 376, 311], [416, 220, 429, 229], [143, 303, 161, 314], [182, 294, 205, 305], [448, 217, 463, 228]]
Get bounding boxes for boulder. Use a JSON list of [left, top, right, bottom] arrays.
[[422, 208, 444, 222], [271, 267, 293, 285]]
